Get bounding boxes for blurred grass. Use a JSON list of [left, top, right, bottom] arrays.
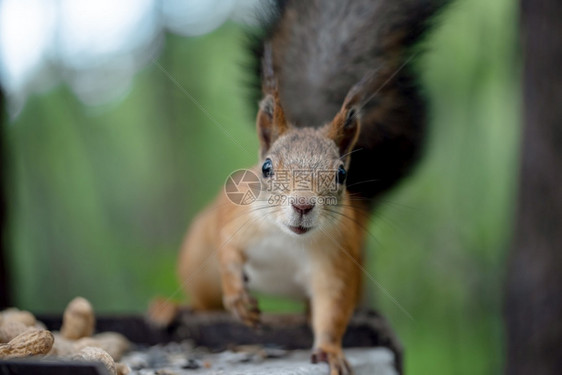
[[5, 0, 518, 374], [7, 26, 259, 311], [367, 0, 519, 373]]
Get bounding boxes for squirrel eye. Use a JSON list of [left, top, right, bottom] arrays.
[[262, 158, 274, 178], [336, 165, 347, 185]]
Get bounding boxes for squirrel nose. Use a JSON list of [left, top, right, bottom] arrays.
[[292, 202, 315, 215]]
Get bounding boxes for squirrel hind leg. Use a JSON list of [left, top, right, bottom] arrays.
[[177, 241, 224, 311], [178, 251, 224, 311], [147, 297, 180, 327], [176, 204, 225, 311], [188, 279, 224, 311]]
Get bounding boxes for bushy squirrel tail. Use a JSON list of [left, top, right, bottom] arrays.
[[252, 0, 451, 208]]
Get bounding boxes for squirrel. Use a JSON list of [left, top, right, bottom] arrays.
[[175, 1, 449, 374]]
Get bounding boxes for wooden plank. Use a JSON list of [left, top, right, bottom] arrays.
[[0, 360, 110, 375], [37, 309, 403, 373]]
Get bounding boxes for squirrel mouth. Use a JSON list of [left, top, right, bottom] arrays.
[[288, 225, 312, 235]]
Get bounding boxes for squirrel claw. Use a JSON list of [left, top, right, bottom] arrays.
[[223, 291, 261, 328], [311, 348, 353, 375]]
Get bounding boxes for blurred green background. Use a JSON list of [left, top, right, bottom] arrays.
[[3, 0, 518, 374]]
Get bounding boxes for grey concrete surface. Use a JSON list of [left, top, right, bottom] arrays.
[[122, 345, 398, 375]]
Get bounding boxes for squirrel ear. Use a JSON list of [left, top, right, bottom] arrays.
[[326, 94, 361, 158], [257, 93, 288, 155], [326, 71, 379, 157]]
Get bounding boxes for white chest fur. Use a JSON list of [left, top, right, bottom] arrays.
[[243, 230, 313, 299]]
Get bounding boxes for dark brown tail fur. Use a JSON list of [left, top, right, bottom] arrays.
[[251, 0, 450, 209]]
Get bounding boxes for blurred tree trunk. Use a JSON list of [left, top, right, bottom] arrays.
[[505, 1, 562, 374], [0, 89, 9, 309]]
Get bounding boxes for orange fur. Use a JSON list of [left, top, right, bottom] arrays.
[[177, 184, 368, 365], [176, 53, 374, 375]]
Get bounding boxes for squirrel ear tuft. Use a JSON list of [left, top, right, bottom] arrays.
[[326, 89, 363, 158], [257, 93, 288, 155], [327, 71, 379, 157], [326, 105, 360, 158]]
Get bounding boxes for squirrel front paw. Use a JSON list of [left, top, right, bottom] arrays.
[[223, 291, 261, 328], [311, 347, 353, 375]]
